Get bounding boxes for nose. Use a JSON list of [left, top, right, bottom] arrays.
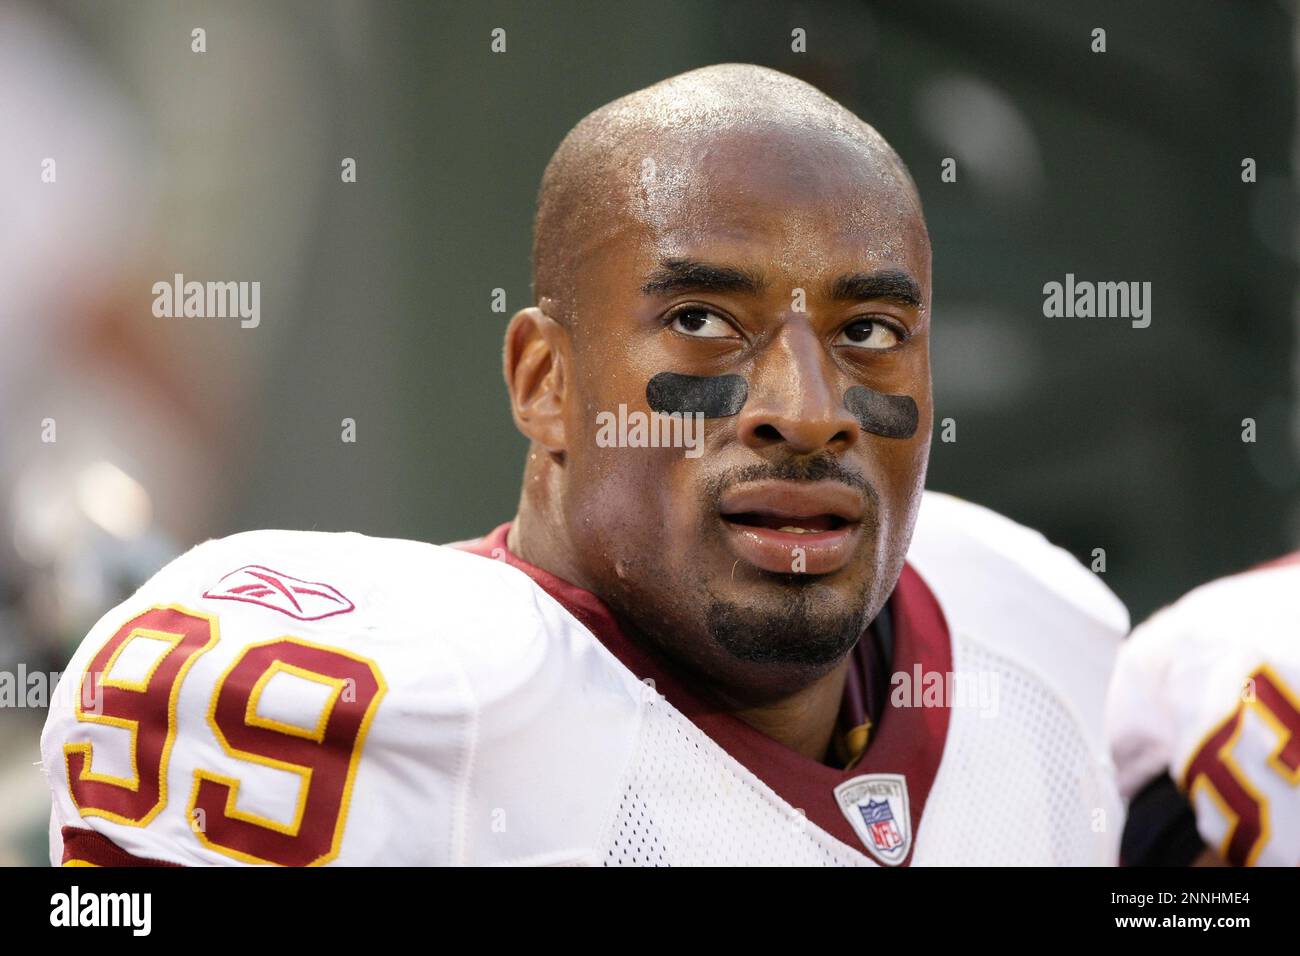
[[735, 322, 861, 455]]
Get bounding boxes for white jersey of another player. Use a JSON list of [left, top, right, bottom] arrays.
[[1108, 556, 1300, 866], [42, 491, 1127, 866]]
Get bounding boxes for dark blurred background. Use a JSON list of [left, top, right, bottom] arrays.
[[1, 0, 1295, 863]]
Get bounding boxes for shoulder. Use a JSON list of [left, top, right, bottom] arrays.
[[42, 528, 644, 865], [90, 528, 583, 691], [1108, 556, 1300, 800], [1125, 556, 1300, 653], [909, 491, 1130, 638], [136, 526, 534, 610], [1114, 556, 1300, 706], [905, 491, 1129, 743]]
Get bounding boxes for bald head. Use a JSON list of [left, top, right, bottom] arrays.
[[532, 63, 926, 320]]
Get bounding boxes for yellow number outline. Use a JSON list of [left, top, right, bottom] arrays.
[[63, 605, 220, 827], [188, 636, 387, 866], [1180, 664, 1300, 866]]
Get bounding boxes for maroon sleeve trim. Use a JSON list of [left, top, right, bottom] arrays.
[[61, 826, 184, 867]]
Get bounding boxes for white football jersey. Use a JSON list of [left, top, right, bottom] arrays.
[[42, 491, 1127, 866], [1108, 557, 1300, 866]]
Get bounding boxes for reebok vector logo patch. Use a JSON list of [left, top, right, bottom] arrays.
[[203, 565, 355, 620]]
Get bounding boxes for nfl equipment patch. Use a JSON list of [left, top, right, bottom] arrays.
[[834, 773, 912, 865]]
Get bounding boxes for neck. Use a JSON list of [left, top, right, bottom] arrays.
[[508, 449, 590, 590], [726, 660, 850, 761], [509, 447, 851, 765]]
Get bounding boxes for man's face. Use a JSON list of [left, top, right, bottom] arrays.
[[557, 125, 932, 701]]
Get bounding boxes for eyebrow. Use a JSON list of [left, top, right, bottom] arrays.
[[830, 269, 922, 307], [640, 257, 921, 308], [640, 258, 766, 297]]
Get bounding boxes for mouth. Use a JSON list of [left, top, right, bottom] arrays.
[[717, 480, 865, 576], [722, 512, 850, 534]]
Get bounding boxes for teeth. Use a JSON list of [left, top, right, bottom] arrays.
[[778, 526, 812, 534]]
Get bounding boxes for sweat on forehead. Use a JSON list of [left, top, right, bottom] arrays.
[[532, 64, 926, 320]]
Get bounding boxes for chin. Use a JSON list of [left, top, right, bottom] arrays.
[[703, 583, 871, 669]]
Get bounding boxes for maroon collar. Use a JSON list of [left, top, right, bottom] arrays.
[[453, 523, 953, 864]]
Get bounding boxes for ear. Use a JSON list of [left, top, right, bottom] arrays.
[[503, 306, 569, 453]]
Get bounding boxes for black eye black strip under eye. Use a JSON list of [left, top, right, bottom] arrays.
[[646, 371, 748, 418], [844, 385, 919, 439], [645, 372, 917, 439]]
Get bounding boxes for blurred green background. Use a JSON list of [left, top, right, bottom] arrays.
[[1, 0, 1295, 864]]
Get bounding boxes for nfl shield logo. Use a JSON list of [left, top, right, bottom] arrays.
[[833, 773, 912, 866], [860, 799, 903, 851]]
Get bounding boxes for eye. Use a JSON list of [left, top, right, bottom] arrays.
[[835, 318, 902, 351], [667, 306, 739, 339]]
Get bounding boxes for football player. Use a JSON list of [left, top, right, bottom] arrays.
[[1110, 555, 1300, 866], [42, 64, 1128, 866]]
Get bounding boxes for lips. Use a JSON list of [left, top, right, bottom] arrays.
[[718, 480, 865, 575]]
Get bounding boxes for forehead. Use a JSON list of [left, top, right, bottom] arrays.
[[622, 125, 929, 292]]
